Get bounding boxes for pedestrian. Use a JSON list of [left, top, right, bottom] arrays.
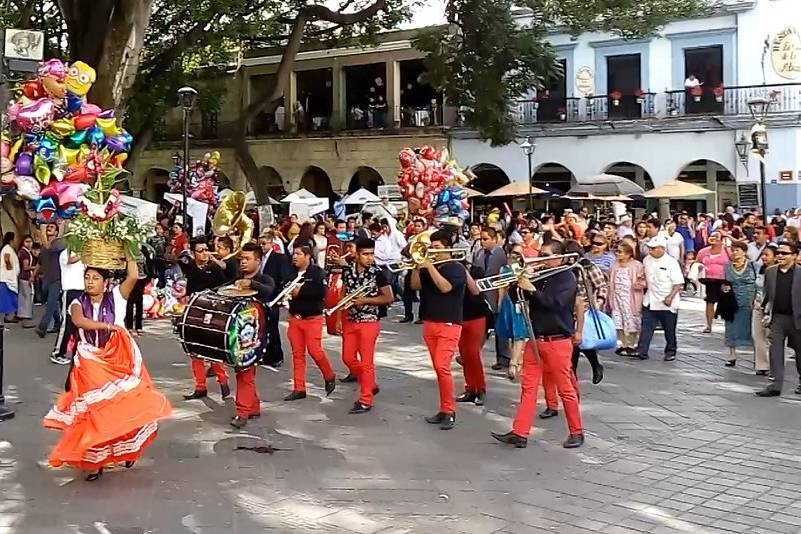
[[0, 232, 19, 323], [473, 227, 510, 370], [609, 241, 645, 357], [400, 218, 426, 323], [584, 232, 615, 274], [722, 242, 757, 367], [636, 236, 684, 361], [752, 243, 776, 376], [313, 222, 328, 267], [456, 264, 490, 406], [663, 219, 685, 264], [491, 241, 584, 449], [50, 248, 84, 365], [495, 247, 531, 377], [695, 231, 730, 333], [755, 240, 801, 397], [124, 251, 150, 336], [36, 223, 65, 337], [259, 232, 289, 367], [16, 234, 35, 328]]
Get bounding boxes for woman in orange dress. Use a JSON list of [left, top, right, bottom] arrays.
[[43, 255, 172, 481]]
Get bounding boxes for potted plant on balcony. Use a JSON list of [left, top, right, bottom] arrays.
[[634, 88, 645, 104], [713, 85, 724, 103], [609, 90, 622, 107], [558, 106, 567, 121], [690, 85, 703, 102]]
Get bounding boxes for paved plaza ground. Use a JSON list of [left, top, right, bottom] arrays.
[[1, 298, 801, 534]]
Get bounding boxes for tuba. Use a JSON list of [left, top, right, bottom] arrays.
[[212, 191, 254, 260]]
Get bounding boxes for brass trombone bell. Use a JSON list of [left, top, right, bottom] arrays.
[[388, 246, 467, 272]]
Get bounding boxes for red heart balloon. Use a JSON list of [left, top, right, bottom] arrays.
[[73, 113, 97, 131], [22, 80, 44, 100], [63, 167, 89, 183]]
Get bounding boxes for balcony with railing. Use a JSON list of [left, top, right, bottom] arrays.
[[514, 83, 801, 125]]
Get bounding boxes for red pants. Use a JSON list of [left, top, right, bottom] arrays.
[[512, 339, 582, 437], [458, 317, 486, 392], [191, 357, 228, 391], [543, 360, 580, 410], [287, 315, 335, 391], [422, 321, 462, 414], [342, 319, 380, 406], [235, 367, 260, 418]]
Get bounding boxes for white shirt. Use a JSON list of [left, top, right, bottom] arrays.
[[0, 244, 19, 292], [60, 249, 85, 290], [684, 77, 701, 88], [70, 286, 127, 344], [373, 234, 393, 266], [665, 232, 685, 261], [747, 242, 767, 266], [642, 253, 685, 313]]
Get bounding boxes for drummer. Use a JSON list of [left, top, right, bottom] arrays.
[[229, 242, 275, 429], [181, 237, 230, 401]]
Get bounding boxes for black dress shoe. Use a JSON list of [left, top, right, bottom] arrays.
[[349, 402, 372, 414], [455, 391, 477, 403], [425, 412, 446, 424], [398, 317, 413, 324], [230, 416, 248, 429], [284, 390, 307, 401], [592, 363, 604, 385], [86, 468, 104, 481], [372, 386, 380, 396], [474, 390, 486, 406], [563, 433, 585, 448], [183, 390, 208, 400], [439, 413, 455, 430], [340, 374, 358, 383], [325, 378, 336, 396], [725, 360, 736, 367], [755, 370, 768, 376], [220, 383, 231, 399], [614, 347, 625, 355], [539, 408, 558, 419], [491, 363, 509, 371], [413, 319, 423, 325], [755, 388, 781, 397], [491, 431, 527, 448]]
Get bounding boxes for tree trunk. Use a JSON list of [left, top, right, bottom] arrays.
[[1, 197, 33, 243], [125, 125, 154, 196]]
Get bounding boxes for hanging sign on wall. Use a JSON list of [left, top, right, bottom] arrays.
[[772, 27, 801, 80]]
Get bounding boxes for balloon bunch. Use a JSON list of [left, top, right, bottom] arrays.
[[396, 145, 470, 224], [169, 151, 221, 211], [1, 59, 132, 223]]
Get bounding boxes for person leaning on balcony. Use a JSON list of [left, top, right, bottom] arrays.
[[684, 74, 701, 89]]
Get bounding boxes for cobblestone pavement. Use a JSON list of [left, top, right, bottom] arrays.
[[2, 298, 801, 534]]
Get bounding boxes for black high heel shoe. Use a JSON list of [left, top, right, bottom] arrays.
[[86, 468, 104, 481], [124, 461, 135, 469]]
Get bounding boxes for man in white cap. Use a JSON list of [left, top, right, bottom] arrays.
[[635, 236, 684, 362]]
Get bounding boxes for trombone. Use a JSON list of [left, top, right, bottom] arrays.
[[268, 273, 305, 308], [476, 253, 580, 292], [388, 230, 467, 272], [324, 279, 375, 316]]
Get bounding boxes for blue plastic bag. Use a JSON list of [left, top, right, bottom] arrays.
[[580, 308, 618, 351]]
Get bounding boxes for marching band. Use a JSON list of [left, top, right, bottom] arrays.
[[176, 222, 586, 449]]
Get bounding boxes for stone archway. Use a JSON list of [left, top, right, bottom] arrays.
[[300, 166, 339, 200], [144, 167, 171, 202], [675, 159, 735, 213], [467, 163, 511, 194], [258, 166, 286, 199], [602, 162, 655, 190], [347, 166, 385, 195]]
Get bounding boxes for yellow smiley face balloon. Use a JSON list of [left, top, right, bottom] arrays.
[[65, 61, 96, 96]]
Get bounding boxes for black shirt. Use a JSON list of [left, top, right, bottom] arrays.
[[463, 265, 490, 321], [420, 262, 467, 324], [773, 267, 794, 315], [247, 272, 276, 304], [287, 264, 327, 317], [526, 269, 577, 337], [183, 261, 227, 296], [223, 257, 240, 284]]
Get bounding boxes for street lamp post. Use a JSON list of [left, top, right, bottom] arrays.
[[520, 137, 536, 213], [747, 97, 771, 219], [177, 86, 198, 227]]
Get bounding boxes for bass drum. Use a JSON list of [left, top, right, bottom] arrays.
[[324, 271, 342, 335], [178, 290, 266, 368]]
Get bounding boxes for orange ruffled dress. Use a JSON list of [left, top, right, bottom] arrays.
[[43, 331, 172, 471]]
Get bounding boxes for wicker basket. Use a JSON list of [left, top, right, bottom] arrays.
[[81, 238, 127, 270]]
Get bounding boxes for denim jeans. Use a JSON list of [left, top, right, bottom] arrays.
[[636, 306, 678, 358], [37, 280, 62, 332]]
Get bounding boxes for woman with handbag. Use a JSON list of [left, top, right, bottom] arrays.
[[723, 242, 757, 367], [608, 242, 646, 357], [694, 232, 730, 333]]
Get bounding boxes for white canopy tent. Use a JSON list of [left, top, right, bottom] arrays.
[[281, 188, 317, 203], [342, 187, 381, 205]]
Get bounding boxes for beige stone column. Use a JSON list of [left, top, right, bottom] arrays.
[[706, 161, 718, 213], [285, 71, 297, 132], [331, 60, 346, 131], [385, 59, 401, 128]]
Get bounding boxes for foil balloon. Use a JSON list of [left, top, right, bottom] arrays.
[[8, 138, 22, 161], [86, 125, 104, 146], [105, 135, 127, 154], [98, 109, 115, 119], [59, 145, 82, 165], [33, 196, 57, 222], [73, 113, 97, 131], [41, 181, 88, 206], [15, 153, 33, 176], [65, 61, 96, 96], [63, 167, 88, 184], [65, 92, 82, 113], [58, 204, 78, 219], [63, 129, 87, 148], [96, 117, 120, 136], [1, 157, 12, 174], [50, 118, 75, 138], [81, 103, 102, 115], [16, 98, 55, 132], [22, 80, 44, 100], [1, 138, 8, 158], [39, 58, 66, 99], [40, 134, 59, 152], [33, 154, 51, 184], [16, 175, 41, 200]]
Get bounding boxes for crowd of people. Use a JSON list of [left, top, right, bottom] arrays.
[[6, 200, 801, 480]]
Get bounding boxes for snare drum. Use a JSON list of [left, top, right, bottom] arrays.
[[178, 290, 266, 368]]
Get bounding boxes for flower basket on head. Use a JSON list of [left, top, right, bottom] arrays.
[[609, 90, 622, 106], [713, 86, 724, 103], [81, 238, 127, 270], [690, 85, 703, 102]]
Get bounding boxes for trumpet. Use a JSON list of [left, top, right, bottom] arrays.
[[388, 230, 467, 272], [476, 253, 580, 292], [324, 280, 375, 316], [268, 273, 305, 308]]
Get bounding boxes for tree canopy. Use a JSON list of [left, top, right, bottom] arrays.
[[417, 0, 710, 146]]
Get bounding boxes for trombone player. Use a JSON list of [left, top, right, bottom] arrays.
[[409, 230, 467, 431], [333, 237, 394, 414]]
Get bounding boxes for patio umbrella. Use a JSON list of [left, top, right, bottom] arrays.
[[569, 174, 645, 197], [486, 182, 547, 197], [643, 180, 714, 198], [463, 187, 483, 198]]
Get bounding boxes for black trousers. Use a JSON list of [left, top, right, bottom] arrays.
[[402, 271, 417, 319], [262, 307, 284, 366], [52, 289, 84, 358], [125, 278, 148, 331]]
